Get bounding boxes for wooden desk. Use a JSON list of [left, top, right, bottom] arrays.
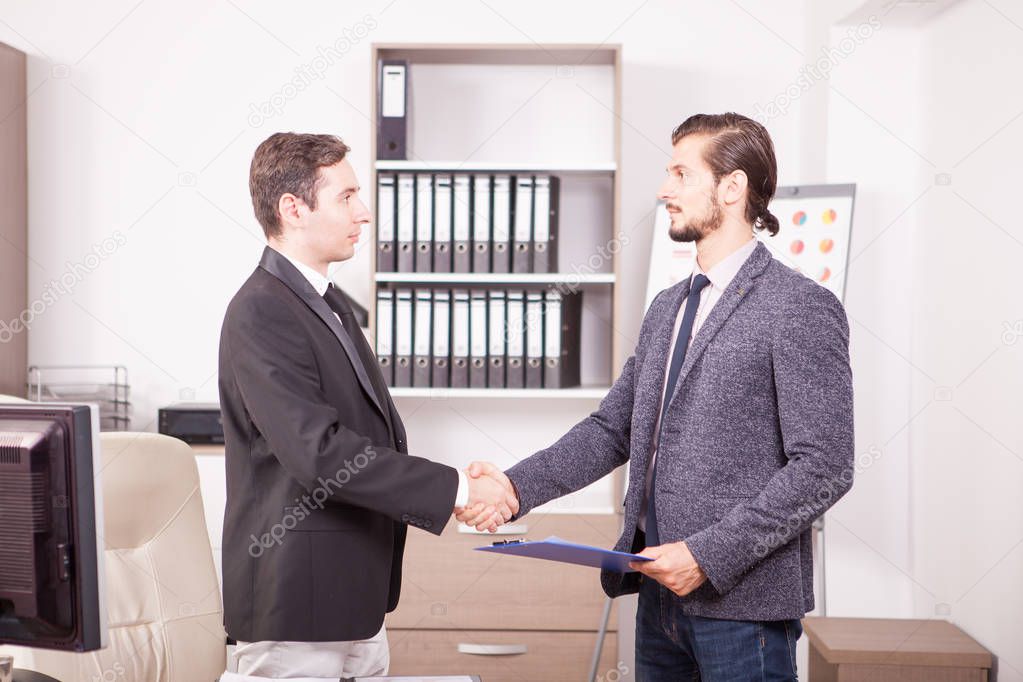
[[803, 617, 992, 681]]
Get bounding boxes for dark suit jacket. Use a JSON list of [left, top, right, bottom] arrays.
[[506, 242, 855, 621], [218, 247, 458, 642]]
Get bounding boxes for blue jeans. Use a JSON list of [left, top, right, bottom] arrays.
[[635, 577, 801, 681]]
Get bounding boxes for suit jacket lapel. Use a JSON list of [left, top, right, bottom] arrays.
[[258, 247, 387, 419], [664, 241, 772, 408]]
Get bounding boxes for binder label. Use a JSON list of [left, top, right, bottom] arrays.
[[381, 65, 406, 118]]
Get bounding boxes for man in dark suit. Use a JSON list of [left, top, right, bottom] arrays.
[[218, 132, 517, 678], [462, 113, 855, 680]]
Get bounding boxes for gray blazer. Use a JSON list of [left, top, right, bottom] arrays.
[[506, 242, 854, 621]]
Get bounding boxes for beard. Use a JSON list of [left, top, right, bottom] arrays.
[[668, 198, 724, 243]]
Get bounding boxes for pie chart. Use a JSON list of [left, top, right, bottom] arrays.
[[822, 209, 837, 225], [792, 211, 807, 226], [791, 239, 804, 255]]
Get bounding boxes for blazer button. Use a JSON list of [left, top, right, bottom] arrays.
[[425, 520, 433, 529], [401, 514, 410, 522]]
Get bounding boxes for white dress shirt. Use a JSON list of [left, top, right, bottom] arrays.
[[638, 237, 758, 533], [273, 247, 470, 508]]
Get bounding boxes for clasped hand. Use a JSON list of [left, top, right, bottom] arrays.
[[452, 461, 519, 532]]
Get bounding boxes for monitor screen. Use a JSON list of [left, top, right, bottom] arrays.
[[0, 403, 105, 652]]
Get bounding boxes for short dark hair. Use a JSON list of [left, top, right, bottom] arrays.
[[671, 113, 780, 236], [248, 132, 351, 239]]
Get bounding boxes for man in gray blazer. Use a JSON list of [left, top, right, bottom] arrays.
[[460, 113, 854, 680]]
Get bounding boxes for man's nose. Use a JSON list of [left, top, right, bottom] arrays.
[[657, 178, 673, 201], [355, 201, 372, 223]]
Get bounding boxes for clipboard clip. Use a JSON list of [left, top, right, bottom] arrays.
[[492, 539, 523, 546]]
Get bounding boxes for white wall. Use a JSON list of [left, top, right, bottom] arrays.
[[823, 19, 923, 620], [0, 0, 814, 430], [823, 0, 1023, 678], [3, 0, 1018, 678], [910, 1, 1023, 676], [0, 0, 819, 516]]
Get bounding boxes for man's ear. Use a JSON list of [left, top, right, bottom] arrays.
[[277, 192, 304, 229], [720, 169, 748, 209]]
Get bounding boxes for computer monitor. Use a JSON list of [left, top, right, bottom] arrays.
[[0, 403, 107, 654]]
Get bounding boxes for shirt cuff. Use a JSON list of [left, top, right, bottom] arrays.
[[455, 469, 469, 508]]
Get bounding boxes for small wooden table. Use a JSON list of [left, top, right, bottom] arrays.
[[803, 617, 992, 681]]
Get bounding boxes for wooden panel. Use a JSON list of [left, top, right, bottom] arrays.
[[0, 42, 27, 398], [387, 513, 620, 631], [387, 629, 618, 682], [810, 644, 839, 682], [836, 663, 986, 682], [803, 617, 992, 669]]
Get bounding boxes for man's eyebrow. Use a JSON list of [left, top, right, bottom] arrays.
[[666, 162, 690, 172], [337, 185, 360, 195]]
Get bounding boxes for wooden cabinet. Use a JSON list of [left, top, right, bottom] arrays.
[[387, 629, 618, 682], [804, 617, 993, 682], [386, 513, 621, 680], [0, 41, 27, 398]]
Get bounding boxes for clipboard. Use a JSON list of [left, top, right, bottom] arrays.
[[476, 535, 653, 573]]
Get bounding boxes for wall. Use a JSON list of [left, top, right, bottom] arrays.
[[823, 17, 922, 620], [824, 0, 1023, 677], [910, 0, 1023, 676], [0, 0, 811, 430]]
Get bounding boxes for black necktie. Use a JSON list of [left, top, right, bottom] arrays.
[[323, 284, 391, 422], [647, 273, 711, 547]]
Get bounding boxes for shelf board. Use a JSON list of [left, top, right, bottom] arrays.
[[389, 386, 610, 400], [374, 160, 617, 173], [375, 44, 619, 66], [375, 273, 615, 285]]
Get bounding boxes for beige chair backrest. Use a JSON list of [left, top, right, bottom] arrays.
[[0, 428, 226, 681]]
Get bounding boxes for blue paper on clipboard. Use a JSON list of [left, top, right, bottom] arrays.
[[475, 535, 653, 573]]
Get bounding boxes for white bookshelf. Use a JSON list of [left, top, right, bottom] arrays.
[[375, 272, 616, 285], [375, 160, 617, 173], [388, 385, 610, 400], [369, 43, 622, 399], [368, 43, 625, 673]]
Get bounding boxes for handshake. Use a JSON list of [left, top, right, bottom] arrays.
[[452, 462, 520, 533]]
